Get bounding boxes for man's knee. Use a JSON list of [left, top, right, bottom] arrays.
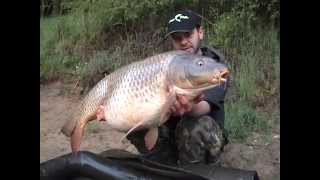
[[175, 115, 225, 165]]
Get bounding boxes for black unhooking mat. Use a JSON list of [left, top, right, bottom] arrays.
[[40, 149, 259, 180]]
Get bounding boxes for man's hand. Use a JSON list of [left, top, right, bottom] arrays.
[[171, 94, 205, 116]]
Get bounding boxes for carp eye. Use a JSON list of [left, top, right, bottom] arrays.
[[197, 60, 204, 66]]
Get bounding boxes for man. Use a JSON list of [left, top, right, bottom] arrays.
[[127, 10, 229, 166]]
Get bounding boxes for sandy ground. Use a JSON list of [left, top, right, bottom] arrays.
[[40, 81, 280, 180]]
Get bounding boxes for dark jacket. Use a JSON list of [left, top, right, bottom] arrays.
[[200, 46, 229, 128]]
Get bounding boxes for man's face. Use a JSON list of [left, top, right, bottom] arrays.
[[170, 26, 204, 54]]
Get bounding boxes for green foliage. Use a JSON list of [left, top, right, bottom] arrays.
[[205, 9, 279, 141], [207, 11, 279, 101], [40, 0, 177, 82], [41, 54, 82, 82], [40, 0, 74, 17], [40, 16, 83, 82], [207, 12, 244, 48], [225, 100, 270, 142], [233, 0, 279, 26]]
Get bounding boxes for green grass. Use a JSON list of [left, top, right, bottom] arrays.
[[40, 16, 77, 82], [40, 0, 172, 83], [225, 100, 271, 142], [205, 11, 280, 142], [40, 8, 107, 83]]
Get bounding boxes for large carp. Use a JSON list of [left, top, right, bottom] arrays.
[[61, 50, 230, 153]]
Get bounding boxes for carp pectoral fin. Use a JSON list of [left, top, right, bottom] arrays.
[[120, 121, 145, 143], [144, 128, 158, 151], [71, 122, 85, 153]]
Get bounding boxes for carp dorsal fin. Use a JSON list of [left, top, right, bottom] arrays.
[[144, 127, 158, 150]]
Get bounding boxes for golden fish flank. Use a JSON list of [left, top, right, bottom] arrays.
[[61, 50, 230, 153], [106, 59, 169, 130]]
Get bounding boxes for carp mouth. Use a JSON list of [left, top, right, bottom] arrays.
[[211, 69, 230, 85], [177, 69, 230, 91]]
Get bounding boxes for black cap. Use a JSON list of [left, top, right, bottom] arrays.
[[166, 10, 201, 37]]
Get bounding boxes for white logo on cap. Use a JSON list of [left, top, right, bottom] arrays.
[[169, 14, 189, 23]]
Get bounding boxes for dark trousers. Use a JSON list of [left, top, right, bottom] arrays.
[[126, 115, 227, 166]]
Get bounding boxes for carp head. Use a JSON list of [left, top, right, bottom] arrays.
[[168, 52, 230, 95]]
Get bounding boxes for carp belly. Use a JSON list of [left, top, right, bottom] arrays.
[[105, 90, 172, 133]]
